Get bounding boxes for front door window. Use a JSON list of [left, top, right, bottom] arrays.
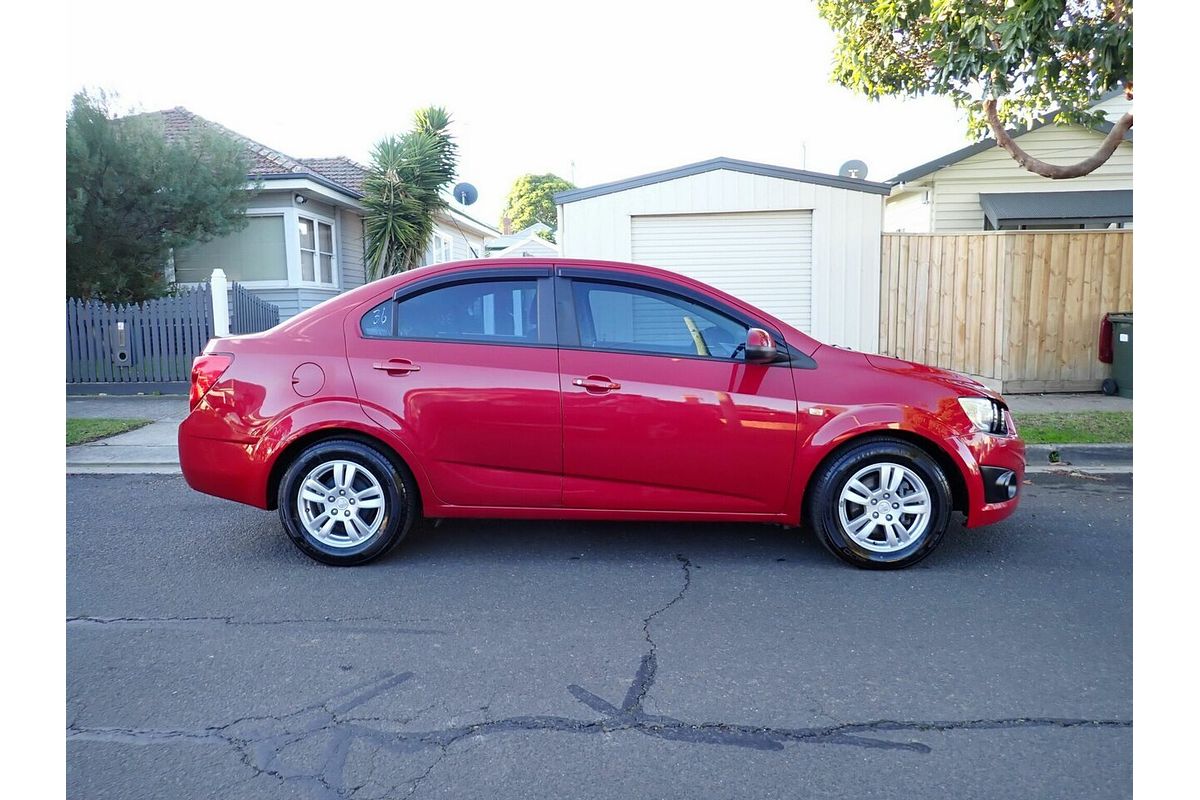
[[572, 280, 748, 359]]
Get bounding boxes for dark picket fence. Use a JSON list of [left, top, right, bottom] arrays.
[[230, 281, 280, 334], [67, 282, 280, 393]]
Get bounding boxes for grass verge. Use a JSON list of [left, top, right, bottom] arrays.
[[1015, 411, 1132, 445], [67, 418, 153, 446]]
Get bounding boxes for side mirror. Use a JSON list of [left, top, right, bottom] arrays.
[[744, 327, 777, 363]]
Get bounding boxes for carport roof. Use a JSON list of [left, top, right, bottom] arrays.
[[553, 157, 893, 205], [979, 190, 1132, 228]]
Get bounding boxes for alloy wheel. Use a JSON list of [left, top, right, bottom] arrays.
[[296, 460, 386, 548], [836, 462, 932, 553]]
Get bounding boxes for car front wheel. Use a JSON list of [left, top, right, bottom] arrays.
[[277, 439, 416, 566], [806, 437, 953, 569]]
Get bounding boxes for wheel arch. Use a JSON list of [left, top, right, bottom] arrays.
[[801, 429, 968, 522], [264, 426, 424, 515]]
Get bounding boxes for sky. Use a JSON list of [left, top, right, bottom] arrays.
[[64, 0, 973, 226]]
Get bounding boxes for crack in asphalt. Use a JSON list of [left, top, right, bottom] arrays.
[[67, 552, 1132, 798], [66, 679, 1134, 800], [625, 553, 691, 715]]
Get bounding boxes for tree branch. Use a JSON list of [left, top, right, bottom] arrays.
[[983, 99, 1133, 179]]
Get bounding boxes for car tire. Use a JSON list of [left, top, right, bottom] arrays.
[[277, 439, 417, 566], [806, 436, 953, 570]]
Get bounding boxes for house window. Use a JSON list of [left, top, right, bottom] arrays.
[[424, 231, 453, 265], [988, 218, 1132, 231], [173, 214, 289, 283], [299, 216, 336, 284]]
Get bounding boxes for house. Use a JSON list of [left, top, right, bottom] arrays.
[[484, 223, 560, 258], [141, 107, 498, 320], [554, 157, 890, 353], [885, 91, 1132, 232]]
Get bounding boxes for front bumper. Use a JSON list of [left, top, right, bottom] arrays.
[[949, 431, 1026, 528]]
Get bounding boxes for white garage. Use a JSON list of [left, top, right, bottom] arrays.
[[555, 158, 888, 352]]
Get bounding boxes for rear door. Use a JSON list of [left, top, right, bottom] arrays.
[[557, 272, 798, 514], [347, 269, 562, 508]]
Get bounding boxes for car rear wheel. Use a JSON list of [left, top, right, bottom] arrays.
[[806, 437, 953, 569], [277, 439, 416, 566]]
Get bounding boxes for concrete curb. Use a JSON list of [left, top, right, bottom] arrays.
[[66, 464, 182, 475], [66, 418, 182, 476], [1025, 443, 1132, 475]]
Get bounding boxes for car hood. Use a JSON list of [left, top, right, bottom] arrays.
[[864, 354, 1006, 404]]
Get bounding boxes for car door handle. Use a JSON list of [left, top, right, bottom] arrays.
[[572, 375, 621, 393], [372, 359, 421, 375]]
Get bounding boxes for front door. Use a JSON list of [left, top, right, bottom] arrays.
[[558, 277, 798, 514], [347, 273, 562, 508]]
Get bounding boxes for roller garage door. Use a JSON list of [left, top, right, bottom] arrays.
[[630, 210, 813, 332]]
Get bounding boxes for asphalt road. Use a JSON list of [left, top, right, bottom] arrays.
[[67, 472, 1132, 799]]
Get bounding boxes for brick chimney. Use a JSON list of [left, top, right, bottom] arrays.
[[501, 216, 512, 235]]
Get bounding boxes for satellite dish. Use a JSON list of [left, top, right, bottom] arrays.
[[838, 159, 869, 180], [452, 182, 478, 206]]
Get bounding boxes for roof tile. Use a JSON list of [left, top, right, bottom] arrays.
[[131, 107, 363, 197]]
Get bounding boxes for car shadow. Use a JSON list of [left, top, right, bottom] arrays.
[[357, 514, 997, 572]]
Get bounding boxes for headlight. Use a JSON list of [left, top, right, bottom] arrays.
[[957, 397, 1008, 435]]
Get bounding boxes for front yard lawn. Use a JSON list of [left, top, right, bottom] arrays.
[[67, 418, 153, 446], [1015, 411, 1132, 444]]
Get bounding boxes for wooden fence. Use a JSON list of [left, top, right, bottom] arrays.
[[230, 281, 280, 334], [67, 284, 215, 390], [879, 230, 1133, 393], [67, 281, 280, 393]]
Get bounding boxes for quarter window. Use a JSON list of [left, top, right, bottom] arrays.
[[364, 279, 540, 342], [572, 281, 748, 359], [299, 216, 335, 284], [360, 299, 393, 337]]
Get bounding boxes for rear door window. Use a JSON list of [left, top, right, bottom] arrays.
[[362, 279, 540, 343]]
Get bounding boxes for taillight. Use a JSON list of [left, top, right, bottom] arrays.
[[189, 353, 234, 410]]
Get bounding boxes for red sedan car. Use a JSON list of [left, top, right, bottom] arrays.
[[179, 258, 1024, 569]]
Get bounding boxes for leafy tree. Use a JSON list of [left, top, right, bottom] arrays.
[[66, 91, 252, 303], [500, 173, 575, 241], [817, 0, 1133, 179], [364, 107, 458, 279]]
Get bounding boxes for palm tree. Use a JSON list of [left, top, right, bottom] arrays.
[[363, 107, 457, 280]]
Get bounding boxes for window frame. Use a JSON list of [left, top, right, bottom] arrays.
[[359, 267, 557, 348], [296, 212, 338, 288], [170, 206, 340, 291], [554, 271, 799, 367], [171, 210, 291, 285], [424, 229, 454, 266]]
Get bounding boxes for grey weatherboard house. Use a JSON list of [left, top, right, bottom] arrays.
[[143, 108, 499, 320]]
